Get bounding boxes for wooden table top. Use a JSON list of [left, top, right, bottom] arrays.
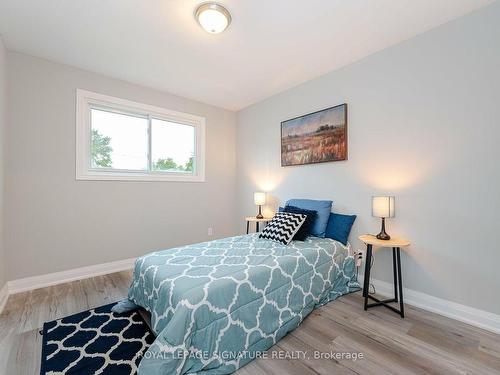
[[358, 234, 410, 248], [245, 216, 272, 222]]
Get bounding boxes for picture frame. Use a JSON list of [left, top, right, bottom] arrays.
[[281, 103, 348, 167]]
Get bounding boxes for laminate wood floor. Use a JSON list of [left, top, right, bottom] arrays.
[[1, 271, 499, 374]]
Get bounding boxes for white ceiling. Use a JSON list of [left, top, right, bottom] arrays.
[[0, 0, 495, 110]]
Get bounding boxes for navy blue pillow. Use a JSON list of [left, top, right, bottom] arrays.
[[325, 213, 357, 245], [280, 206, 317, 241]]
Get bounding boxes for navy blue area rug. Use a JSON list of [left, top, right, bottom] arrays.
[[40, 303, 155, 374]]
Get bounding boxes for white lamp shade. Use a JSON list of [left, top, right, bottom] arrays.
[[254, 192, 266, 206], [372, 196, 395, 218]]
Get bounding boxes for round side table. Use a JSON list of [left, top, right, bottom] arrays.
[[245, 217, 272, 233], [358, 234, 410, 318]]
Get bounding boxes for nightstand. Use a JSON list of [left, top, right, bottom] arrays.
[[245, 217, 271, 234], [358, 234, 410, 318]]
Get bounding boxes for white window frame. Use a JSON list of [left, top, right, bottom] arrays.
[[76, 89, 206, 182]]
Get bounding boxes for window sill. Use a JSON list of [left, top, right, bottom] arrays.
[[76, 171, 205, 182]]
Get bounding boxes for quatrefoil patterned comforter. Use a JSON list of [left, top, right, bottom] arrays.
[[128, 233, 360, 375]]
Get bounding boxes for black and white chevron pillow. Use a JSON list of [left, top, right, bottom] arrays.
[[259, 212, 307, 245]]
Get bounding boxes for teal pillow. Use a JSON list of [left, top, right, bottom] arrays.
[[325, 212, 357, 245], [286, 199, 333, 237]]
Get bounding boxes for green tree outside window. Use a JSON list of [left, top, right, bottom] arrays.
[[91, 129, 113, 168]]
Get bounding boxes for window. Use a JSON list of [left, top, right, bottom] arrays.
[[76, 90, 205, 181]]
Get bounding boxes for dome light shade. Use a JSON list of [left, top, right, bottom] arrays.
[[195, 3, 231, 34]]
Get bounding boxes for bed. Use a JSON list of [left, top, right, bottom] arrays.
[[126, 233, 360, 375]]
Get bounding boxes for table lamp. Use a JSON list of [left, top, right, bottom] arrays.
[[254, 192, 266, 219], [372, 196, 395, 240]]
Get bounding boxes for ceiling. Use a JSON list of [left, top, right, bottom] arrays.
[[0, 0, 495, 111]]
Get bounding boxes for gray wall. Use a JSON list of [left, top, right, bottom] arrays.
[[5, 52, 237, 280], [0, 37, 6, 289], [236, 3, 500, 314]]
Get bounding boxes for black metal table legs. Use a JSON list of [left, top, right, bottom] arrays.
[[362, 244, 373, 309], [362, 245, 405, 318], [246, 221, 262, 234], [395, 247, 405, 317]]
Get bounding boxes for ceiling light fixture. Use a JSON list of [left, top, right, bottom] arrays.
[[195, 2, 231, 34]]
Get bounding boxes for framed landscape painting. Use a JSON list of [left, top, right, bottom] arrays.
[[281, 103, 347, 167]]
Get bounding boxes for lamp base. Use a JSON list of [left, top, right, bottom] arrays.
[[376, 217, 391, 240], [376, 232, 391, 240], [256, 205, 263, 219]]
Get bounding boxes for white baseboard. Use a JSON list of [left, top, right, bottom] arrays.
[[8, 257, 136, 294], [0, 283, 8, 314], [359, 276, 500, 334]]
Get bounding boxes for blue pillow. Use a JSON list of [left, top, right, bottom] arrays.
[[282, 206, 318, 241], [325, 212, 357, 245], [285, 199, 333, 237]]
